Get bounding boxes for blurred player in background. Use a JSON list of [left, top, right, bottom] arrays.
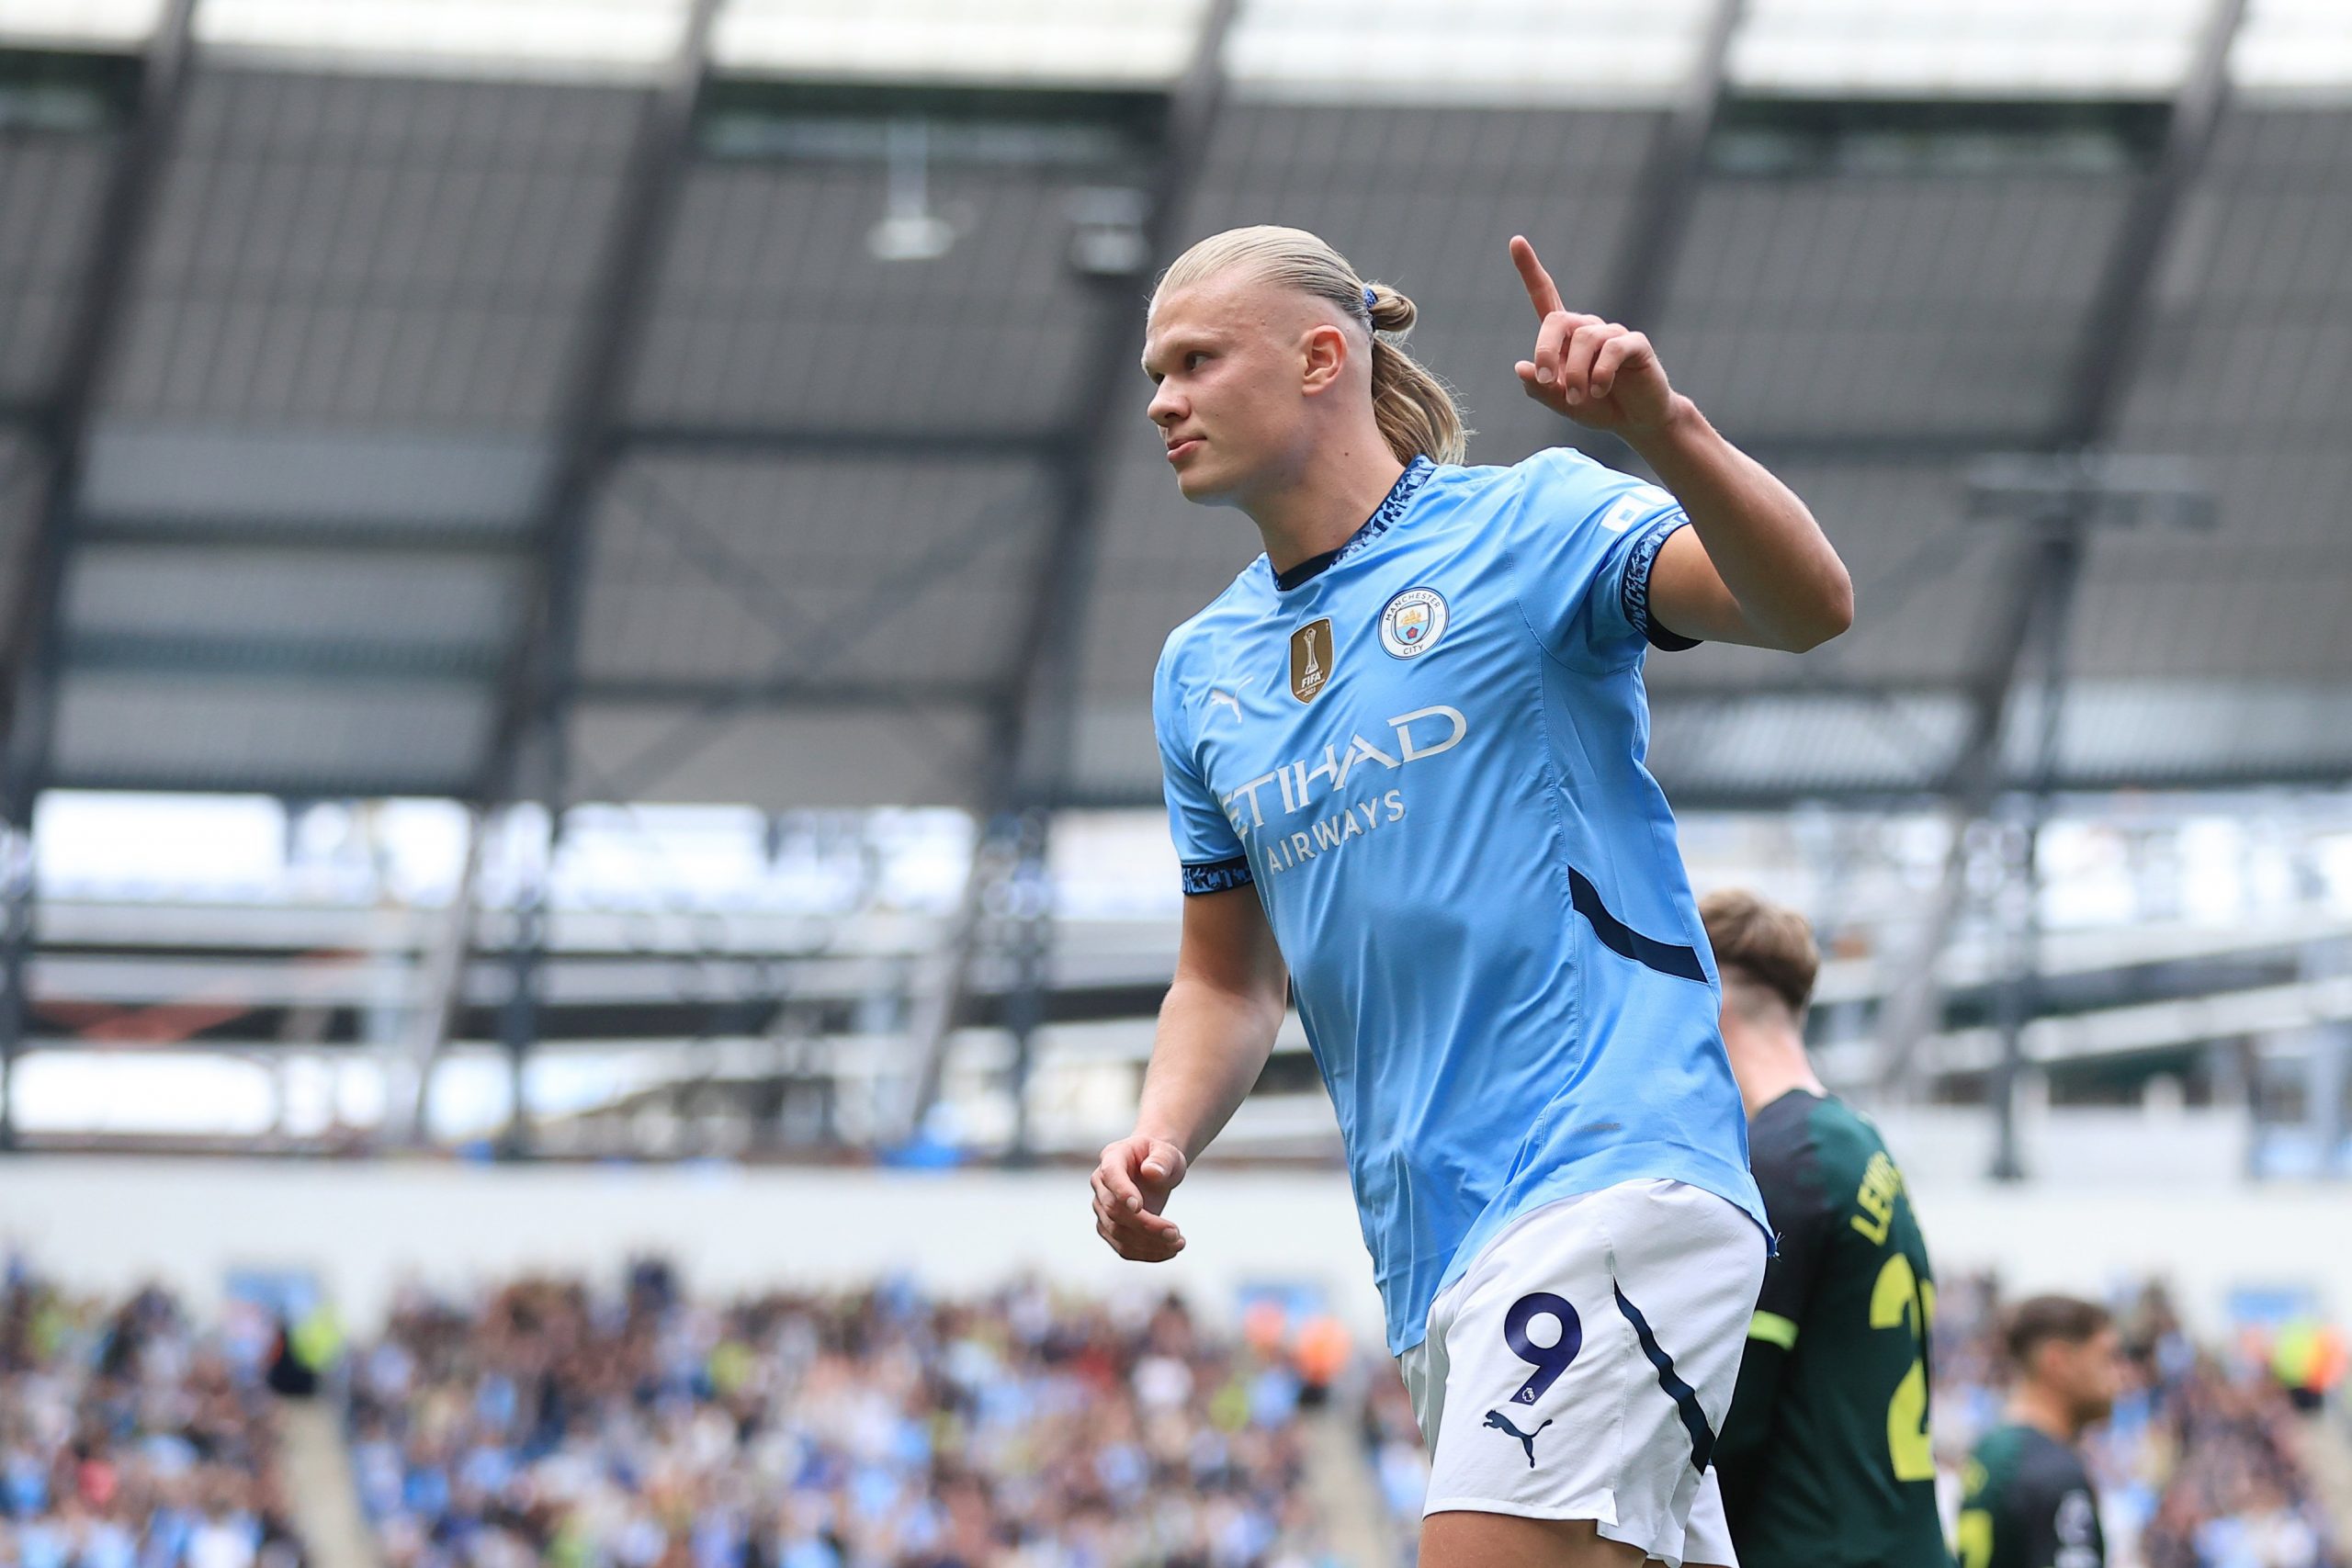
[[1703, 889, 1951, 1568], [1958, 1298, 2121, 1568], [1089, 222, 1852, 1568]]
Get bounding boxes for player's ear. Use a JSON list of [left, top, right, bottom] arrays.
[[1298, 321, 1350, 396]]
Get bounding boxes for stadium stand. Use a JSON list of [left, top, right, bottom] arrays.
[[1933, 1275, 2346, 1568], [0, 1262, 309, 1568], [344, 1263, 1339, 1567], [7, 1255, 2352, 1567], [1348, 1272, 2352, 1568]]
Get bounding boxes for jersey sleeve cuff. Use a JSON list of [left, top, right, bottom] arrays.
[[1181, 856, 1255, 896], [1623, 513, 1703, 652]]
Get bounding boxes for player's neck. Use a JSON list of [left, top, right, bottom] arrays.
[[1725, 1023, 1824, 1118], [1244, 434, 1407, 577], [2008, 1383, 2084, 1445]]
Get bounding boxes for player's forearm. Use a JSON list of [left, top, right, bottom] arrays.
[[1625, 396, 1853, 651], [1133, 976, 1283, 1165]]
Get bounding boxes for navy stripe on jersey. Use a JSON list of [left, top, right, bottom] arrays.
[[1182, 856, 1256, 896], [1568, 867, 1707, 981], [1613, 1282, 1717, 1473]]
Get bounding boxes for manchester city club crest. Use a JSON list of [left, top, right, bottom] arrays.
[[1378, 587, 1450, 660]]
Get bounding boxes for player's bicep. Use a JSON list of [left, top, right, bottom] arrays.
[[1647, 524, 1771, 648], [1173, 885, 1287, 1014]]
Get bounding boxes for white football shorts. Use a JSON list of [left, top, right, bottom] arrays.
[[1397, 1179, 1766, 1567]]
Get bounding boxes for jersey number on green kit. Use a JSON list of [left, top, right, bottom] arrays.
[[1869, 1253, 1937, 1482]]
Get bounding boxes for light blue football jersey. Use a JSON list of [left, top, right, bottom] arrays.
[[1153, 448, 1769, 1356]]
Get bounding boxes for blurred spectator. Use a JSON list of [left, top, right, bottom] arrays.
[[2269, 1324, 2348, 1417], [347, 1265, 1340, 1567], [1354, 1371, 1429, 1565], [1935, 1275, 2343, 1568], [1354, 1272, 2348, 1568], [0, 1260, 307, 1568]]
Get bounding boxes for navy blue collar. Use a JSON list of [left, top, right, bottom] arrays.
[[1272, 456, 1436, 592]]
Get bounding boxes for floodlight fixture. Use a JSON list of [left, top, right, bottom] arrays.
[[865, 118, 961, 263], [1065, 187, 1149, 278]]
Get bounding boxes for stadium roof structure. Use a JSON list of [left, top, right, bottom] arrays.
[[1, 0, 2349, 824]]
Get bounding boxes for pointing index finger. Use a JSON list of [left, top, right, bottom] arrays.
[[1510, 234, 1565, 321]]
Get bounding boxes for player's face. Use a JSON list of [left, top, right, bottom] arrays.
[[2054, 1326, 2125, 1427], [1141, 275, 1318, 505]]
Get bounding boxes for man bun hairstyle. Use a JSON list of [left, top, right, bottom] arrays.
[[1157, 225, 1469, 467], [2005, 1294, 2112, 1370], [1699, 888, 1821, 1018]]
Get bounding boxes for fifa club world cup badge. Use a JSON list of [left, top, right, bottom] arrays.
[[1378, 587, 1449, 660], [1289, 617, 1335, 704]]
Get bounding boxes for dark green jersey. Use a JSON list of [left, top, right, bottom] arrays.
[[1716, 1089, 1950, 1568], [1958, 1425, 2106, 1568]]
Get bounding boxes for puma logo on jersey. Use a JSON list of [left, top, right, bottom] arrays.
[[1483, 1409, 1552, 1468], [1203, 674, 1257, 723]]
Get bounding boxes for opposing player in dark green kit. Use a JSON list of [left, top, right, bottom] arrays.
[[1702, 891, 1951, 1568], [1958, 1297, 2120, 1568]]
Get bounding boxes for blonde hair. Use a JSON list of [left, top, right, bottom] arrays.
[[1155, 224, 1468, 467]]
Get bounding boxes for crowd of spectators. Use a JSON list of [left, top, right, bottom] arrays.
[[1934, 1273, 2342, 1568], [1353, 1370, 1429, 1566], [1352, 1270, 2349, 1568], [0, 1260, 308, 1568], [9, 1248, 2342, 1568], [347, 1262, 1342, 1568]]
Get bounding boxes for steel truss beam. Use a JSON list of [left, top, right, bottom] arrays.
[[620, 423, 1067, 461], [1048, 753, 2352, 818], [2049, 0, 2249, 452], [561, 469, 1053, 807], [1873, 0, 2253, 1114], [0, 0, 200, 1152], [468, 0, 721, 1156], [0, 0, 200, 801], [480, 0, 721, 812], [579, 676, 997, 709], [66, 635, 497, 681], [896, 0, 1242, 1146], [1601, 0, 1746, 333], [51, 768, 481, 799], [73, 516, 526, 554]]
